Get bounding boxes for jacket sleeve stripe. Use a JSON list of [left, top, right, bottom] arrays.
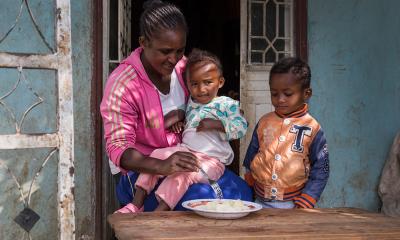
[[108, 67, 136, 142], [283, 190, 302, 199], [294, 200, 308, 208], [301, 193, 317, 205], [294, 193, 317, 208]]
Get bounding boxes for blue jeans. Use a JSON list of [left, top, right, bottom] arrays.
[[255, 196, 295, 209]]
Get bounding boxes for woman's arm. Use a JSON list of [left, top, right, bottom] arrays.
[[120, 148, 200, 175]]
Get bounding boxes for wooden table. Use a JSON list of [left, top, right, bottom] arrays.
[[108, 208, 400, 239]]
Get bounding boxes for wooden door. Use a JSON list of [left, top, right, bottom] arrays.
[[239, 0, 307, 176]]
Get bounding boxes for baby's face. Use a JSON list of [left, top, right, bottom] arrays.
[[186, 62, 224, 104], [270, 72, 311, 115]]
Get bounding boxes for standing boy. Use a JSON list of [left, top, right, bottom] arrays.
[[243, 57, 329, 208]]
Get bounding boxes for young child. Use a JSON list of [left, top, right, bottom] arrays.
[[116, 49, 248, 213], [243, 57, 329, 209]]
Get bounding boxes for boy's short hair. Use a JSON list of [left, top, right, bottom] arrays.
[[269, 57, 311, 89], [185, 48, 223, 77]]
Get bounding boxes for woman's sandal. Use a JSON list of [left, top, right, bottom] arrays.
[[114, 203, 144, 214]]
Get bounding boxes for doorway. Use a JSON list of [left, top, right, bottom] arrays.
[[130, 0, 242, 174], [131, 0, 240, 98], [179, 0, 242, 175], [101, 1, 241, 238]]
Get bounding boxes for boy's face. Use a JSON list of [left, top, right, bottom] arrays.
[[270, 73, 311, 116], [186, 62, 224, 104]]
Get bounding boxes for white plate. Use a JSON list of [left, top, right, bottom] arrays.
[[182, 199, 262, 220]]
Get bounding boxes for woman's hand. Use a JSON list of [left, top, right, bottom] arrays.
[[160, 151, 200, 175], [121, 149, 199, 176], [196, 118, 225, 133]]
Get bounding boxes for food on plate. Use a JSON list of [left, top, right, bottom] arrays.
[[191, 199, 251, 212], [182, 199, 262, 219]]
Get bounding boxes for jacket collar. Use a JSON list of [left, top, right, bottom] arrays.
[[275, 103, 309, 118], [122, 47, 155, 88]]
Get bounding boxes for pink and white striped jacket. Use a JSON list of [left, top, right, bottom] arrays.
[[100, 47, 189, 173]]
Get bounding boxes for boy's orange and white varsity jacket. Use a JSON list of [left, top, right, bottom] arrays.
[[243, 104, 329, 208]]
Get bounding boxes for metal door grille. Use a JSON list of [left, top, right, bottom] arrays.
[[108, 0, 132, 73], [0, 0, 75, 239]]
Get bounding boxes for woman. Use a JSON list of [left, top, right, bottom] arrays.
[[101, 0, 251, 212]]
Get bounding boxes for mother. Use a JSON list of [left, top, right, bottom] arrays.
[[101, 0, 251, 211]]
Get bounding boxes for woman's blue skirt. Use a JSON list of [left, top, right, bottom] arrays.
[[116, 169, 253, 211]]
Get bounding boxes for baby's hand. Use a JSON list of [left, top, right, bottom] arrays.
[[196, 118, 225, 132], [164, 109, 185, 129], [169, 121, 184, 133]]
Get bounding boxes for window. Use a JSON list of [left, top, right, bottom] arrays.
[[248, 0, 294, 65]]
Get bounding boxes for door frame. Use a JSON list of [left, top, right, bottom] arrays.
[[295, 0, 308, 61], [92, 0, 104, 239]]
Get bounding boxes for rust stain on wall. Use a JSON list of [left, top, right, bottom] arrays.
[[69, 166, 74, 176]]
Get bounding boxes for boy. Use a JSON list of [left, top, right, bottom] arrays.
[[243, 57, 329, 209]]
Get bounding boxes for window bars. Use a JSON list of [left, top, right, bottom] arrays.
[[248, 0, 294, 65]]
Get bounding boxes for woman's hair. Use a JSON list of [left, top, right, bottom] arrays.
[[269, 57, 311, 89], [186, 48, 223, 76], [140, 0, 187, 40]]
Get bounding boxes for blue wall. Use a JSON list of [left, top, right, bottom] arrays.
[[308, 0, 400, 211]]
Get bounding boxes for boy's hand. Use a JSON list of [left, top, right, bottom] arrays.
[[196, 118, 225, 133]]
